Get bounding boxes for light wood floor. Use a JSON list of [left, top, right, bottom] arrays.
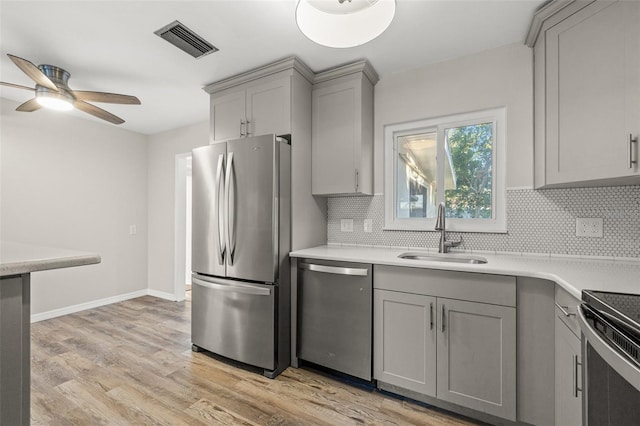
[[31, 296, 480, 425]]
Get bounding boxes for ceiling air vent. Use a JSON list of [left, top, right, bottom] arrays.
[[154, 20, 218, 59]]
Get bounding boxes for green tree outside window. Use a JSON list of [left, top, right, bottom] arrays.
[[445, 123, 493, 219]]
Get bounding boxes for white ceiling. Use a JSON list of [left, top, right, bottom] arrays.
[[0, 0, 545, 135]]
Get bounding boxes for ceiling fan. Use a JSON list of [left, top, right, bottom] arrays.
[[0, 54, 140, 125]]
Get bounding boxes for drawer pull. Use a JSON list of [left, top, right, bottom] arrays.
[[555, 302, 576, 317]]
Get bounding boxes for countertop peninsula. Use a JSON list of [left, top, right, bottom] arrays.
[[0, 241, 101, 276], [0, 241, 100, 425]]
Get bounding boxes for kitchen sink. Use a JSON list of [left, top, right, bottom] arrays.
[[398, 252, 488, 264]]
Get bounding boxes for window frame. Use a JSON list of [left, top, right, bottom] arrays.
[[384, 108, 506, 233]]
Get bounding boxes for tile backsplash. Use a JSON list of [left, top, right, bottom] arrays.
[[327, 186, 640, 259]]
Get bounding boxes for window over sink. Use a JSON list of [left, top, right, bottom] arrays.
[[384, 108, 506, 233]]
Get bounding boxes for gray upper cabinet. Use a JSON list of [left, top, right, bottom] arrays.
[[209, 77, 291, 143], [528, 0, 640, 188], [311, 61, 377, 196], [245, 78, 291, 138], [210, 90, 245, 142], [205, 58, 310, 143]]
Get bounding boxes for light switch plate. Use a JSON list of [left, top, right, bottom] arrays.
[[575, 218, 603, 238], [341, 219, 354, 233], [363, 219, 373, 233]]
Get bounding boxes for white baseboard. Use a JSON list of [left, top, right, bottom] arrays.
[[147, 288, 179, 301], [31, 288, 179, 323]]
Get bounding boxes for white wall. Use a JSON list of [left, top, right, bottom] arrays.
[[374, 43, 533, 192], [147, 121, 208, 296], [0, 98, 148, 315], [185, 171, 192, 285]]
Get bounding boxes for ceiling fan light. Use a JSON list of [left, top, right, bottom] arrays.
[[296, 0, 396, 48], [36, 92, 73, 111]]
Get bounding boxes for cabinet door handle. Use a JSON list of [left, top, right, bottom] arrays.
[[574, 355, 583, 397], [555, 302, 576, 317], [246, 119, 252, 136], [240, 119, 246, 137], [355, 169, 359, 192], [629, 133, 637, 169], [429, 303, 434, 330], [441, 305, 446, 333]]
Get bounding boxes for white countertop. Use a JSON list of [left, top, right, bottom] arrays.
[[290, 245, 640, 300], [0, 241, 101, 277]]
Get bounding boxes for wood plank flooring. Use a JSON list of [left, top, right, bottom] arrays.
[[31, 296, 480, 425]]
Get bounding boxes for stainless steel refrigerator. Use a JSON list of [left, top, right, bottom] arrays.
[[191, 134, 290, 378]]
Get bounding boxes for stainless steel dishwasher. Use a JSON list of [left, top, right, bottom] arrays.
[[297, 259, 372, 381]]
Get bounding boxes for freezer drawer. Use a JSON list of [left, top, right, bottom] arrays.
[[297, 260, 372, 380], [192, 275, 276, 370]]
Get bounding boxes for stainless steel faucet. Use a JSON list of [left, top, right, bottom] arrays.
[[435, 202, 461, 253]]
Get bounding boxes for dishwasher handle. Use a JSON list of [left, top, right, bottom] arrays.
[[299, 262, 368, 277]]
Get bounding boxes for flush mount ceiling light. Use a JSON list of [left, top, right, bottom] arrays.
[[0, 54, 141, 124], [296, 0, 396, 48], [35, 70, 74, 111]]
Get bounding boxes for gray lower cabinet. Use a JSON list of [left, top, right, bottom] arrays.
[[554, 289, 582, 426], [373, 290, 437, 396], [373, 265, 517, 421], [436, 297, 516, 420]]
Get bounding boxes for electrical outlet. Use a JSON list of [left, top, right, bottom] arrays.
[[340, 219, 354, 233], [575, 218, 603, 238], [363, 219, 373, 233], [129, 225, 137, 236]]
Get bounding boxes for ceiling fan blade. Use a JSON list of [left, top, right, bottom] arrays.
[[72, 90, 141, 105], [7, 54, 58, 91], [0, 81, 35, 91], [16, 98, 42, 112], [74, 100, 124, 125]]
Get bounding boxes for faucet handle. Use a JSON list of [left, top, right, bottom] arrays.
[[445, 236, 462, 248]]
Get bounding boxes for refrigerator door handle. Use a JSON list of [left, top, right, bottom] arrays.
[[215, 153, 226, 265], [225, 152, 236, 265], [192, 276, 272, 296]]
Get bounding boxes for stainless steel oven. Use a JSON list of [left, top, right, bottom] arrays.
[[579, 290, 640, 425]]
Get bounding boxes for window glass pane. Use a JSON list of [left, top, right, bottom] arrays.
[[444, 123, 493, 219], [395, 131, 438, 219]]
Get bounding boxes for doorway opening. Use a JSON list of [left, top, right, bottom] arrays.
[[174, 152, 192, 302]]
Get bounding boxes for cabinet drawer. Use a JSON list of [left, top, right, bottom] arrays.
[[374, 265, 516, 307], [555, 286, 581, 337]]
